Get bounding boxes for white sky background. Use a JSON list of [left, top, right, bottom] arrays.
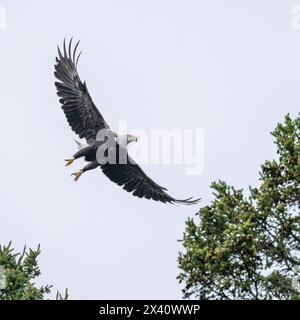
[[0, 0, 299, 299]]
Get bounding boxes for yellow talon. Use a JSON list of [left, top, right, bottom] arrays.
[[65, 157, 75, 167], [71, 170, 83, 181]]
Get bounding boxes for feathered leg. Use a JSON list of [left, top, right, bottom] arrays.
[[72, 161, 100, 181], [65, 145, 95, 167]]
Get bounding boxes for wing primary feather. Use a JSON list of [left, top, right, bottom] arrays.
[[68, 37, 73, 60], [73, 41, 80, 63], [63, 38, 67, 58], [76, 51, 82, 67]]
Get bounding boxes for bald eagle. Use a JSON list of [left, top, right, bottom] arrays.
[[54, 39, 200, 205]]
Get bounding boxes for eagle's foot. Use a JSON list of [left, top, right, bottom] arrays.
[[65, 157, 75, 167], [71, 170, 83, 182]]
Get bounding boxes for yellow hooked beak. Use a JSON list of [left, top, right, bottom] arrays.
[[128, 135, 138, 143]]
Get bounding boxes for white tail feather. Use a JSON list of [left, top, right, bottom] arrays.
[[74, 139, 88, 150]]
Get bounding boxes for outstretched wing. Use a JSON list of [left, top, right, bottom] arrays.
[[100, 154, 200, 205], [54, 39, 109, 144]]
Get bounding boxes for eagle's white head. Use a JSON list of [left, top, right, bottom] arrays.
[[115, 134, 138, 146]]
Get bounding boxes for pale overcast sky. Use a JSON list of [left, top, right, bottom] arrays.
[[0, 0, 299, 299]]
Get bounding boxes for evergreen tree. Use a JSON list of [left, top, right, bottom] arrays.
[[0, 242, 68, 300], [178, 114, 300, 299]]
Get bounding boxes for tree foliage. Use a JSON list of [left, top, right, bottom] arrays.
[[0, 242, 68, 300], [178, 114, 300, 299]]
